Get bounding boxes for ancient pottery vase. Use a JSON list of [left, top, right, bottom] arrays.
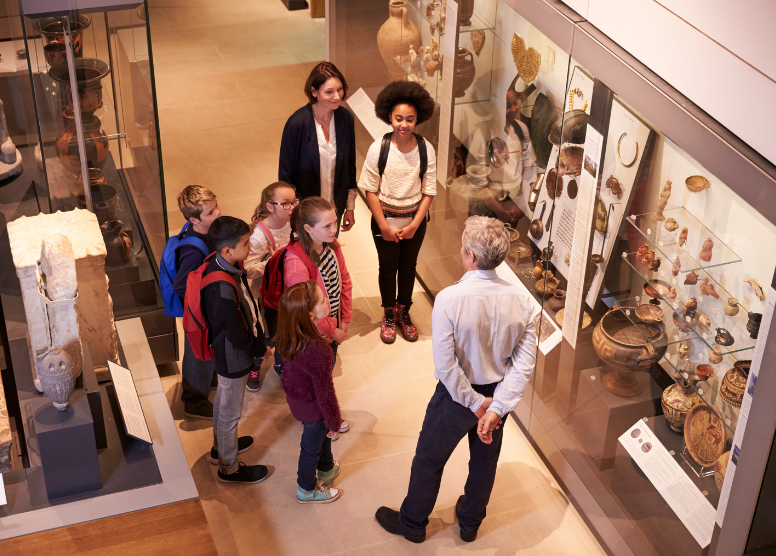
[[458, 0, 474, 25], [720, 360, 750, 408], [36, 346, 77, 411], [376, 1, 421, 80], [43, 42, 67, 67], [535, 275, 559, 298], [661, 379, 701, 432], [715, 327, 734, 347], [747, 312, 762, 339], [49, 57, 111, 116], [77, 172, 119, 223], [33, 15, 91, 58], [102, 220, 133, 266], [454, 47, 475, 98], [593, 308, 668, 397], [547, 289, 566, 311], [723, 298, 740, 317], [56, 111, 109, 178]]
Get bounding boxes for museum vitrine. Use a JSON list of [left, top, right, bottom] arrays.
[[7, 0, 176, 364], [330, 0, 776, 554], [0, 0, 195, 534]]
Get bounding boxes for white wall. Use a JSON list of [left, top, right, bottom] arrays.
[[577, 0, 776, 167]]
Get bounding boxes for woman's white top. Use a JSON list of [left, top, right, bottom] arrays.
[[315, 114, 358, 210], [358, 136, 437, 214], [245, 221, 292, 297]]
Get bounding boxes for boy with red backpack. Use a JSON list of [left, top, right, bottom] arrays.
[[194, 216, 271, 483]]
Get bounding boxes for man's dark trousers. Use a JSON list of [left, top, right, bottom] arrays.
[[399, 380, 503, 536]]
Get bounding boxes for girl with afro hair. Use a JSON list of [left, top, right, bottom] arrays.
[[358, 81, 437, 344]]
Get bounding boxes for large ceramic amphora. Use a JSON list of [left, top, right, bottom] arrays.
[[661, 379, 701, 432], [56, 110, 109, 178], [593, 307, 668, 397], [377, 0, 421, 80]]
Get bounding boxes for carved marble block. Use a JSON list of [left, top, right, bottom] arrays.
[[0, 376, 12, 473], [8, 210, 119, 386], [40, 234, 84, 376]]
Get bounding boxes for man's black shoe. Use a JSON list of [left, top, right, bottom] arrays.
[[208, 436, 255, 465], [455, 495, 478, 542], [217, 462, 268, 484], [183, 399, 213, 420], [374, 506, 425, 543]]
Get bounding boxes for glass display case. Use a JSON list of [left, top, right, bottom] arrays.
[[5, 0, 175, 364], [330, 0, 776, 554]]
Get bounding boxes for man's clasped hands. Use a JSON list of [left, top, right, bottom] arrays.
[[474, 397, 503, 445]]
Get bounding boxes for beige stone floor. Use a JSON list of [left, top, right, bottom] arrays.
[[150, 0, 607, 554]]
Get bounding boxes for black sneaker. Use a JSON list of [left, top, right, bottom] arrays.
[[246, 365, 261, 392], [217, 461, 269, 484], [455, 495, 478, 542], [183, 399, 213, 421], [374, 506, 425, 543], [208, 436, 255, 465]]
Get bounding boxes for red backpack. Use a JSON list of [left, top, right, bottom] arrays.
[[260, 241, 320, 310], [183, 253, 241, 361]]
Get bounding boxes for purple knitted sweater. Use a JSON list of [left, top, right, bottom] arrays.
[[281, 341, 342, 432]]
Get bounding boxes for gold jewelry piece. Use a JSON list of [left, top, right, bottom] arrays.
[[617, 132, 638, 167], [568, 88, 583, 111]]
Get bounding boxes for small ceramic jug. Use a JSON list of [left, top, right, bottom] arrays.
[[724, 298, 740, 317], [747, 312, 762, 339]]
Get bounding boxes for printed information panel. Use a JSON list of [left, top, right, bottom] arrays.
[[619, 420, 715, 547], [108, 361, 153, 445]]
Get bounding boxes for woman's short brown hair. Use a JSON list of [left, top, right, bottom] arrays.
[[304, 62, 348, 104], [275, 280, 331, 360]]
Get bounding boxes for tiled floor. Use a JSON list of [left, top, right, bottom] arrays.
[[150, 0, 607, 554]]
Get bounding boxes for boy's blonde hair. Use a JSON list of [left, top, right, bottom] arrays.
[[177, 185, 216, 221]]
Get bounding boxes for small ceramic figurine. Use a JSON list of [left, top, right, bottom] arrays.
[[685, 271, 699, 285], [685, 297, 698, 311], [665, 218, 679, 232], [668, 287, 677, 299], [709, 346, 723, 364], [699, 238, 714, 262], [678, 343, 689, 359], [744, 277, 766, 301], [679, 227, 688, 246], [699, 314, 711, 328], [652, 180, 671, 221], [637, 244, 649, 259], [672, 254, 681, 276], [699, 277, 720, 299], [650, 257, 661, 271], [724, 298, 740, 317], [643, 250, 655, 266]]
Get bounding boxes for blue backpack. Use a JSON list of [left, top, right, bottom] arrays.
[[159, 222, 209, 317]]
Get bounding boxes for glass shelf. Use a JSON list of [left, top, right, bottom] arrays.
[[613, 295, 700, 348], [621, 251, 756, 356], [660, 343, 743, 436], [626, 207, 742, 275]]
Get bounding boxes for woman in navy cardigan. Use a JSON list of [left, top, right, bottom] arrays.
[[279, 62, 358, 232]]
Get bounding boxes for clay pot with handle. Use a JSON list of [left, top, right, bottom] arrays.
[[376, 0, 421, 80], [454, 48, 476, 98]]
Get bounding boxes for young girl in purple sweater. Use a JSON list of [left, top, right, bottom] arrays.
[[276, 280, 343, 503]]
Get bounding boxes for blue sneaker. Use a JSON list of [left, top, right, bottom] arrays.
[[317, 461, 340, 486], [297, 484, 340, 504]]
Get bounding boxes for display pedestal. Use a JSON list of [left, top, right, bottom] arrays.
[[612, 415, 719, 556], [571, 366, 662, 470], [32, 391, 102, 499]]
